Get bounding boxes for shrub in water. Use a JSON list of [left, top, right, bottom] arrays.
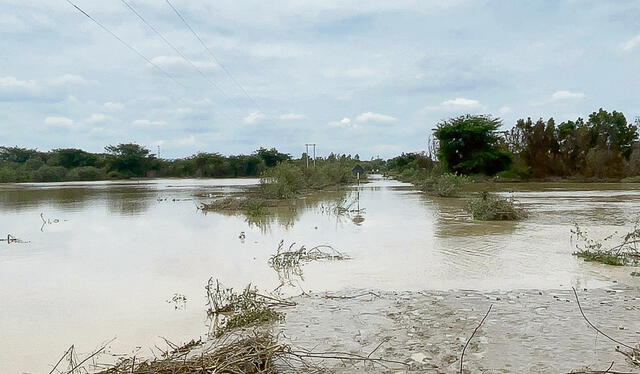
[[260, 163, 305, 199], [424, 173, 470, 197], [468, 192, 527, 221]]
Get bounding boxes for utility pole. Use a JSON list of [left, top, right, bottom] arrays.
[[157, 145, 161, 159], [305, 143, 316, 167]]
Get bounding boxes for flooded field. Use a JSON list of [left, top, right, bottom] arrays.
[[1, 176, 640, 373]]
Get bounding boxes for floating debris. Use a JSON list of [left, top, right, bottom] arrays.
[[1, 234, 29, 244], [205, 278, 294, 337], [166, 293, 187, 310], [268, 241, 350, 287]]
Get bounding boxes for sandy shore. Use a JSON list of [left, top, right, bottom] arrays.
[[277, 286, 640, 373]]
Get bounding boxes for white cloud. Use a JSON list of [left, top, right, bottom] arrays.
[[84, 113, 110, 124], [622, 35, 640, 51], [243, 111, 266, 124], [45, 116, 75, 127], [0, 76, 41, 97], [149, 56, 217, 71], [132, 119, 167, 126], [324, 68, 379, 79], [279, 113, 307, 120], [498, 106, 511, 115], [355, 112, 397, 123], [328, 117, 357, 128], [424, 97, 484, 112], [48, 74, 90, 85], [550, 90, 585, 101], [103, 102, 125, 112]]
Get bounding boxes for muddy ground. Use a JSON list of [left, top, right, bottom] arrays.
[[277, 286, 640, 373]]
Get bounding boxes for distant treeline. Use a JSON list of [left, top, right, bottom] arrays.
[[388, 108, 640, 181], [0, 144, 377, 183]]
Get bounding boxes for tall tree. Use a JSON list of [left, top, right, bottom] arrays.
[[434, 115, 512, 175]]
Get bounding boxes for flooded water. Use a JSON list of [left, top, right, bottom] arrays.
[[1, 176, 639, 373]]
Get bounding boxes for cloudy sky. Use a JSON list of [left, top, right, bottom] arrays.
[[2, 0, 639, 159]]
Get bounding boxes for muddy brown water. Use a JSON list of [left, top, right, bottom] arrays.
[[1, 176, 639, 373]]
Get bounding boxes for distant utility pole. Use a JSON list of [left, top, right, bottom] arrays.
[[305, 143, 316, 167], [157, 145, 161, 159]]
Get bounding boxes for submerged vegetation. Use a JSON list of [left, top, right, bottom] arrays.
[[422, 173, 471, 197], [468, 192, 528, 221], [269, 241, 350, 287], [572, 221, 640, 266], [205, 279, 290, 337]]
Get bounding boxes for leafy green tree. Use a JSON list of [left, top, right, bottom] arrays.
[[586, 109, 638, 158], [255, 147, 291, 167], [49, 148, 98, 168], [0, 146, 43, 163], [434, 115, 512, 175], [104, 143, 155, 177]]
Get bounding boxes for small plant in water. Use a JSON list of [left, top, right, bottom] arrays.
[[467, 192, 528, 221], [571, 220, 640, 266], [268, 240, 350, 287], [205, 278, 289, 337], [422, 173, 471, 197], [243, 200, 268, 217]]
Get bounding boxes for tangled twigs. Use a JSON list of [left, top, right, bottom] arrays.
[[286, 348, 408, 368], [49, 338, 116, 374], [460, 304, 493, 374], [322, 292, 380, 300]]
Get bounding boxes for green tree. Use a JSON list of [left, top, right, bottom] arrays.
[[104, 143, 155, 177], [586, 109, 638, 158], [434, 115, 512, 175], [255, 147, 291, 167], [0, 146, 43, 163], [49, 148, 98, 168]]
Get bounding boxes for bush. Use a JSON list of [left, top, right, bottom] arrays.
[[421, 173, 470, 197], [66, 166, 107, 181], [32, 165, 67, 182], [243, 200, 268, 217], [260, 163, 305, 199], [0, 166, 20, 183], [574, 251, 625, 266], [468, 192, 527, 221]]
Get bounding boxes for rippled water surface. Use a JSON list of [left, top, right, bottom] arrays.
[[1, 176, 639, 372]]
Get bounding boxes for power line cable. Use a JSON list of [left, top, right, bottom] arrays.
[[164, 0, 261, 109], [119, 0, 233, 102], [64, 0, 186, 90], [65, 0, 241, 125]]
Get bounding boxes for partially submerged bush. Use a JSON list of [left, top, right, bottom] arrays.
[[260, 163, 305, 199], [574, 250, 625, 266], [243, 200, 268, 217], [572, 222, 640, 266], [468, 192, 528, 221], [269, 241, 349, 286], [202, 197, 249, 211], [205, 279, 288, 337], [420, 173, 470, 197]]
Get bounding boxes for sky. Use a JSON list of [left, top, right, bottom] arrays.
[[1, 0, 639, 159]]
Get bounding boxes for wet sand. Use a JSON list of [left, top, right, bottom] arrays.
[[278, 286, 640, 373]]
